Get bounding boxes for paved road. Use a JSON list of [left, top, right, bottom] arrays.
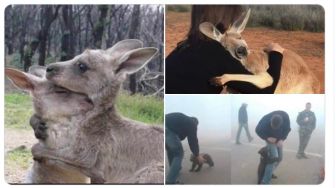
[[165, 128, 324, 184]]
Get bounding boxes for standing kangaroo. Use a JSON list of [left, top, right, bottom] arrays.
[[31, 39, 164, 184], [6, 66, 93, 183], [199, 9, 320, 94]]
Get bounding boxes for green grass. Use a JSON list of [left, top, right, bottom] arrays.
[[5, 146, 32, 169], [116, 92, 163, 125], [5, 92, 163, 130], [5, 93, 34, 130]]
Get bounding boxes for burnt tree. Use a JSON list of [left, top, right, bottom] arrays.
[[92, 5, 109, 48], [60, 5, 75, 61], [37, 5, 61, 66], [128, 5, 141, 94]]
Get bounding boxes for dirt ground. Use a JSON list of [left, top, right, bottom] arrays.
[[4, 129, 36, 184], [165, 11, 325, 92]]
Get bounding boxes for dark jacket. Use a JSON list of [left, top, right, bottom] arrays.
[[165, 112, 199, 156], [296, 110, 316, 132], [165, 40, 283, 94], [255, 111, 291, 141], [238, 105, 248, 124]]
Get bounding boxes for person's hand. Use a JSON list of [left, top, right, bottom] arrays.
[[267, 137, 277, 144], [277, 140, 284, 147], [196, 155, 205, 164], [264, 43, 284, 54]]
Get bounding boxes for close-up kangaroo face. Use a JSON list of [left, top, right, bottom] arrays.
[[45, 39, 158, 100], [5, 67, 93, 121], [220, 31, 248, 61], [199, 9, 251, 65]]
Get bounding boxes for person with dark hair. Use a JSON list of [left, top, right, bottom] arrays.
[[296, 102, 316, 159], [236, 103, 253, 144], [166, 5, 284, 94], [255, 111, 291, 184], [165, 112, 204, 184]]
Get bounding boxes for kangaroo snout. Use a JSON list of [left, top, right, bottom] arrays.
[[46, 64, 61, 78]]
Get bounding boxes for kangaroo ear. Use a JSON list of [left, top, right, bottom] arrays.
[[199, 22, 222, 41], [230, 8, 251, 34], [5, 68, 40, 91], [106, 39, 143, 58], [116, 47, 158, 75], [28, 65, 46, 78]]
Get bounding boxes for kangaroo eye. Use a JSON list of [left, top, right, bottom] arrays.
[[78, 63, 88, 73]]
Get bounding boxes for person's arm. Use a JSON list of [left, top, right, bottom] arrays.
[[255, 115, 269, 140], [311, 112, 317, 131], [296, 112, 304, 126], [226, 51, 283, 94], [281, 114, 291, 140], [187, 126, 199, 157]]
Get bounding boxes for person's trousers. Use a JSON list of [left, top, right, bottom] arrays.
[[261, 142, 283, 184], [298, 129, 312, 155], [165, 128, 184, 184], [236, 122, 252, 142]]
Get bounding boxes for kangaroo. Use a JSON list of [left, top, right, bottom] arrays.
[[189, 153, 214, 172], [31, 39, 164, 184], [5, 66, 93, 183], [199, 9, 320, 94]]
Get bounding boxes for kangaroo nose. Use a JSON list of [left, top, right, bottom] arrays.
[[236, 46, 248, 57], [46, 65, 59, 73], [46, 64, 60, 79]]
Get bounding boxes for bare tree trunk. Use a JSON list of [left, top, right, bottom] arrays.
[[92, 5, 109, 48], [5, 6, 13, 55], [128, 5, 141, 94], [60, 5, 75, 61], [38, 5, 61, 66], [23, 39, 39, 71]]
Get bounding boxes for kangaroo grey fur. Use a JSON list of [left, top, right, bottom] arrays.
[[31, 39, 164, 184], [6, 66, 93, 183], [189, 153, 214, 172]]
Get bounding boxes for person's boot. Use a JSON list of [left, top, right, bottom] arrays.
[[302, 153, 309, 159], [296, 153, 303, 159], [272, 174, 278, 179]]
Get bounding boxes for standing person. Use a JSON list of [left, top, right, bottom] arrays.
[[256, 111, 291, 184], [165, 112, 205, 184], [296, 102, 316, 159], [236, 103, 253, 144], [166, 5, 284, 94]]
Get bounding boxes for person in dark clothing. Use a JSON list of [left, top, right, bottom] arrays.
[[255, 111, 291, 184], [166, 5, 284, 94], [165, 112, 205, 184], [236, 103, 253, 144], [296, 102, 316, 159]]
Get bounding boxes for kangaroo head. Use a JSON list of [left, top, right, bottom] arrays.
[[45, 39, 158, 103], [199, 9, 251, 65], [5, 66, 93, 121]]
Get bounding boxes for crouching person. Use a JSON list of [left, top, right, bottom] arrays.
[[256, 111, 291, 184], [165, 112, 205, 184]]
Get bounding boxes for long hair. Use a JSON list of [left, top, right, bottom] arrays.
[[178, 5, 244, 48]]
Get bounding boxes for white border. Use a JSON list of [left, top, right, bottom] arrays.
[[1, 0, 334, 188]]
